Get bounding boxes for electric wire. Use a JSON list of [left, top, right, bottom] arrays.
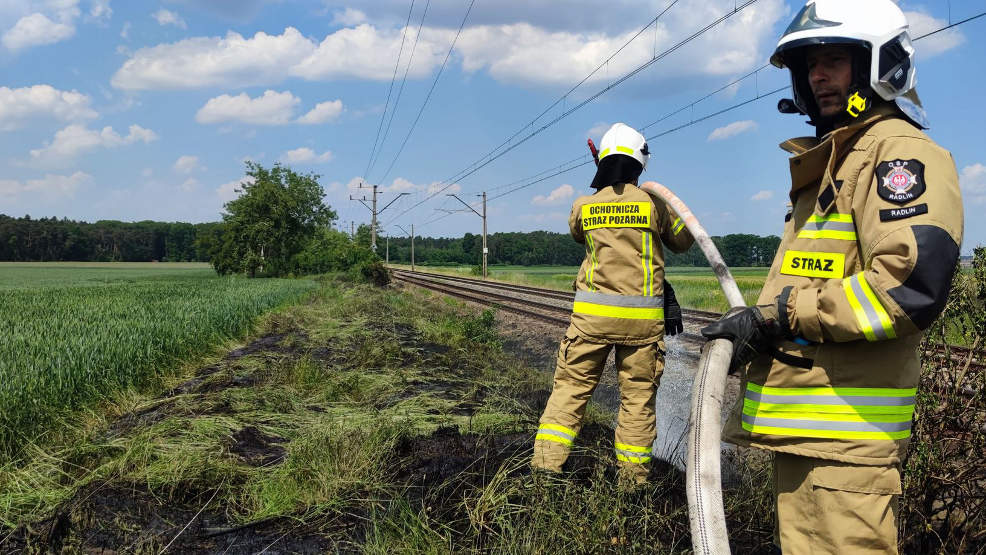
[[440, 0, 682, 188], [404, 9, 986, 230], [376, 0, 478, 185], [385, 0, 761, 223], [363, 0, 417, 181], [369, 0, 433, 182]]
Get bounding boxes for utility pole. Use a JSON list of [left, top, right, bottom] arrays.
[[351, 182, 408, 252], [351, 221, 355, 239], [398, 224, 415, 271], [385, 235, 389, 265], [446, 192, 488, 279]]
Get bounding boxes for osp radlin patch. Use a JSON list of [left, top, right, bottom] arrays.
[[876, 159, 926, 205]]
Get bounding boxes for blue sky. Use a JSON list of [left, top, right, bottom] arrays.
[[1, 0, 983, 253]]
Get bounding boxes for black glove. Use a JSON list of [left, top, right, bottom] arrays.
[[664, 281, 683, 336], [701, 303, 785, 373]]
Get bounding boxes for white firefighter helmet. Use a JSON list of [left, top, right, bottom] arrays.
[[771, 0, 927, 127], [597, 123, 649, 170]]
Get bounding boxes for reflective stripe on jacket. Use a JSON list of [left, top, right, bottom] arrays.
[[568, 182, 694, 344], [722, 105, 964, 465]]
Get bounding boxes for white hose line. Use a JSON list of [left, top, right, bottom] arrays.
[[640, 181, 746, 555]]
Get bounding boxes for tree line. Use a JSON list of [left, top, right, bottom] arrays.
[[0, 214, 220, 262], [383, 231, 781, 268], [1, 162, 780, 271]]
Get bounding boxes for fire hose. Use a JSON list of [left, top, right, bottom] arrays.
[[639, 181, 744, 555]]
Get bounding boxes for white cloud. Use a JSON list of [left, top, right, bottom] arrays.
[[89, 0, 111, 23], [195, 90, 300, 125], [291, 24, 450, 81], [708, 120, 757, 142], [179, 177, 198, 192], [331, 8, 366, 26], [152, 8, 186, 29], [750, 190, 774, 201], [173, 155, 201, 173], [217, 175, 254, 203], [141, 167, 153, 177], [29, 123, 157, 163], [429, 182, 460, 195], [297, 99, 343, 124], [2, 12, 74, 51], [0, 85, 97, 131], [905, 11, 964, 59], [111, 1, 785, 91], [120, 21, 129, 39], [0, 171, 91, 198], [532, 184, 575, 205], [960, 163, 986, 204], [111, 28, 315, 90], [280, 147, 333, 164], [586, 122, 610, 142]]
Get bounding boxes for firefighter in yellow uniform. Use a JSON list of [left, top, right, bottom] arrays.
[[702, 1, 964, 552], [532, 123, 694, 484]]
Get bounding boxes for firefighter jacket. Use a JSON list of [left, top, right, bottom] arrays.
[[722, 104, 964, 465], [568, 182, 694, 345]]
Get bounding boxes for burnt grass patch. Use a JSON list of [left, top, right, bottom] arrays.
[[3, 279, 778, 553]]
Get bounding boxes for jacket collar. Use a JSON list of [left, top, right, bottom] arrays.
[[782, 104, 898, 195]]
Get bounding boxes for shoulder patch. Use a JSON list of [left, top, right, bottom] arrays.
[[879, 203, 928, 222], [876, 159, 926, 205]]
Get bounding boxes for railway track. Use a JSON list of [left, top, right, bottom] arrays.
[[391, 268, 983, 372], [392, 269, 709, 352]]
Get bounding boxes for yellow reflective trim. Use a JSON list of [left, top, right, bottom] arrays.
[[581, 202, 652, 230], [844, 277, 877, 341], [641, 231, 652, 296], [536, 433, 573, 446], [743, 402, 914, 420], [616, 453, 652, 463], [616, 145, 634, 155], [807, 213, 853, 223], [615, 442, 651, 453], [572, 301, 664, 320], [846, 92, 867, 118], [797, 229, 858, 240], [742, 421, 909, 440], [780, 250, 845, 279], [585, 232, 597, 292], [539, 423, 576, 436], [857, 273, 897, 340], [672, 217, 684, 235], [746, 383, 917, 398], [598, 148, 611, 159]]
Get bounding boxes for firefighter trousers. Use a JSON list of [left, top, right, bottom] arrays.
[[773, 452, 901, 554], [532, 332, 664, 482]]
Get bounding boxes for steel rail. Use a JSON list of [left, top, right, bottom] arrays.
[[393, 268, 722, 324], [393, 270, 708, 349]]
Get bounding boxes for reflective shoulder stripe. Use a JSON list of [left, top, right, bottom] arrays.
[[843, 273, 896, 341], [672, 217, 685, 235], [615, 442, 652, 464], [585, 232, 597, 292], [640, 231, 653, 296], [797, 213, 857, 240], [743, 383, 914, 440]]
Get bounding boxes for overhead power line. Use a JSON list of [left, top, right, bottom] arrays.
[[376, 0, 478, 185], [386, 0, 761, 223], [408, 7, 986, 231], [369, 0, 433, 182], [363, 0, 417, 181]]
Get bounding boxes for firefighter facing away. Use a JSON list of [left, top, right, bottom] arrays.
[[532, 123, 694, 484], [702, 0, 963, 552]]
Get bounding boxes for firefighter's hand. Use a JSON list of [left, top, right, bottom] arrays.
[[664, 281, 683, 336], [701, 304, 783, 373]]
